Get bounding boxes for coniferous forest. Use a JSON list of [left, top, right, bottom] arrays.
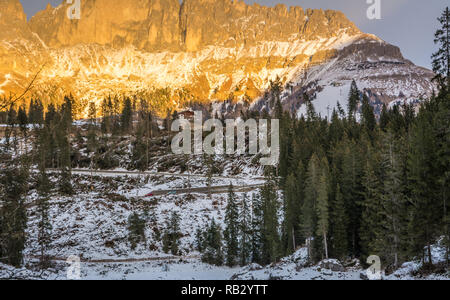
[[0, 6, 448, 280]]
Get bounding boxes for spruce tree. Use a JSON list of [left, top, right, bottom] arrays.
[[239, 193, 252, 266], [128, 212, 146, 250], [260, 168, 280, 265], [408, 106, 441, 265], [316, 171, 329, 259], [379, 131, 408, 269], [329, 184, 348, 261], [121, 97, 133, 134], [282, 172, 300, 255], [224, 184, 239, 266], [162, 211, 180, 255], [0, 163, 29, 267], [202, 218, 223, 266], [251, 193, 263, 264], [301, 154, 320, 262], [195, 228, 204, 252], [361, 94, 376, 139], [340, 140, 364, 258], [36, 171, 52, 268], [36, 125, 52, 268], [431, 7, 450, 89], [347, 80, 360, 118], [57, 98, 73, 195], [360, 148, 384, 263]]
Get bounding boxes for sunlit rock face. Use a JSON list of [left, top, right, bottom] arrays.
[[0, 0, 434, 117]]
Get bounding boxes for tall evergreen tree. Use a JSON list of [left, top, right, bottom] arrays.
[[347, 80, 360, 118], [224, 184, 239, 266], [431, 7, 450, 89], [379, 131, 408, 269], [408, 105, 442, 264], [251, 193, 263, 264], [0, 162, 29, 267], [53, 97, 74, 195], [36, 125, 52, 268], [340, 140, 364, 258], [316, 170, 329, 259], [360, 147, 384, 262], [121, 97, 133, 134], [301, 154, 320, 262], [260, 168, 280, 265], [128, 212, 146, 250], [361, 94, 376, 139], [201, 218, 224, 266], [282, 172, 300, 255], [329, 184, 348, 261], [162, 211, 181, 255], [239, 193, 252, 266]]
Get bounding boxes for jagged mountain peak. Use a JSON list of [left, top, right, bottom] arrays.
[[0, 0, 32, 40], [27, 0, 361, 52], [0, 0, 435, 118]]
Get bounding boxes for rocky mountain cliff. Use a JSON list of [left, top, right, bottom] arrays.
[[0, 0, 435, 117]]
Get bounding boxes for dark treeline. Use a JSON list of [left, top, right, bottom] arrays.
[[194, 83, 449, 272], [277, 82, 449, 271]]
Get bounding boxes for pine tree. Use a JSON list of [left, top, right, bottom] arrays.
[[36, 125, 52, 268], [57, 98, 73, 195], [282, 172, 300, 255], [195, 228, 204, 252], [361, 94, 376, 139], [340, 140, 364, 258], [36, 170, 52, 269], [239, 193, 252, 266], [301, 154, 320, 262], [431, 7, 450, 89], [131, 124, 149, 171], [0, 162, 29, 267], [379, 131, 408, 269], [251, 193, 263, 264], [17, 105, 28, 154], [121, 97, 133, 134], [379, 104, 390, 132], [408, 106, 441, 265], [347, 80, 360, 118], [260, 168, 280, 265], [128, 212, 146, 250], [360, 148, 384, 263], [162, 211, 181, 255], [316, 170, 329, 259], [433, 91, 450, 266], [329, 184, 348, 261], [33, 99, 44, 125], [201, 218, 224, 266], [224, 184, 239, 266]]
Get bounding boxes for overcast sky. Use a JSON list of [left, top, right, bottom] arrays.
[[19, 0, 447, 69]]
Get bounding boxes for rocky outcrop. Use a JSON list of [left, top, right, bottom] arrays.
[[28, 0, 360, 52], [0, 0, 32, 40], [29, 0, 182, 51], [0, 0, 436, 118], [319, 259, 345, 272]]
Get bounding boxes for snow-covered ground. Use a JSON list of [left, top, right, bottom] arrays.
[[297, 82, 351, 119], [3, 244, 448, 280], [22, 173, 263, 261], [0, 161, 448, 280], [231, 244, 449, 281]]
